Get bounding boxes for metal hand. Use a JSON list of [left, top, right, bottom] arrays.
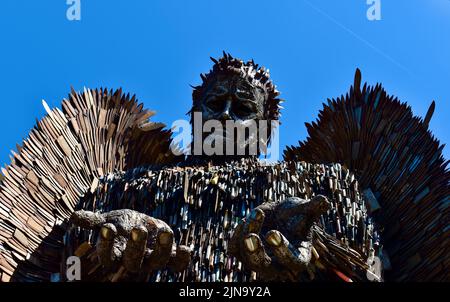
[[229, 195, 330, 281], [70, 209, 191, 275]]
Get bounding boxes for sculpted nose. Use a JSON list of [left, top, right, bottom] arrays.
[[220, 100, 232, 120]]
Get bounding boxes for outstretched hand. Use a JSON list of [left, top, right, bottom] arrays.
[[229, 195, 330, 281], [70, 209, 191, 275]]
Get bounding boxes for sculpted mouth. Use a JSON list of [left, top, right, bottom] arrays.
[[204, 132, 258, 152], [200, 119, 263, 155]]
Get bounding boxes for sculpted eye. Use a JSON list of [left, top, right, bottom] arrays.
[[236, 90, 254, 100], [233, 101, 254, 117], [206, 97, 225, 112]]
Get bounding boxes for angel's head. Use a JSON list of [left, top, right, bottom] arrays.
[[189, 53, 283, 158]]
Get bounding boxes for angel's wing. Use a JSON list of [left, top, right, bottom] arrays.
[[284, 69, 450, 281], [0, 88, 182, 281]]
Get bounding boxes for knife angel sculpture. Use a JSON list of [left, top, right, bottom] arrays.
[[0, 54, 448, 282]]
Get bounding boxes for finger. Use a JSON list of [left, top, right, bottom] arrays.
[[123, 226, 148, 273], [96, 223, 118, 269], [229, 222, 244, 257], [265, 230, 312, 272], [243, 233, 272, 270], [143, 224, 174, 272], [229, 207, 266, 259], [167, 245, 192, 273], [277, 196, 330, 220], [307, 195, 330, 217], [71, 210, 105, 229], [286, 196, 330, 239], [276, 197, 310, 220], [244, 208, 265, 235]]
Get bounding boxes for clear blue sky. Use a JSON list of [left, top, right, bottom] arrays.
[[0, 0, 449, 167]]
